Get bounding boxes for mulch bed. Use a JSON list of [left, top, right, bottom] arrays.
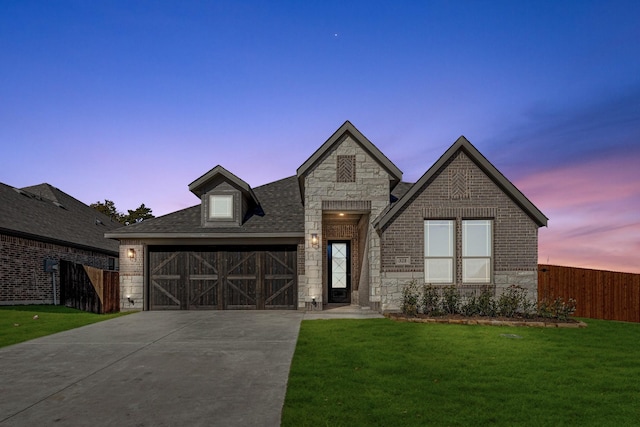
[[385, 313, 587, 328]]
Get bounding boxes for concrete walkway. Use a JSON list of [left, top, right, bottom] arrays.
[[0, 308, 382, 426]]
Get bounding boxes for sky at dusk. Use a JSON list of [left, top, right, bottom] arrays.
[[1, 1, 639, 273]]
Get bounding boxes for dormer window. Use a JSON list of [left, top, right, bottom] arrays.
[[209, 195, 234, 219], [189, 165, 260, 228]]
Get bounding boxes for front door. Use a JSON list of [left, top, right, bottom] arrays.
[[328, 241, 350, 303]]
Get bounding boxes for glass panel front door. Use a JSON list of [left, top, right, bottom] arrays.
[[328, 241, 350, 303]]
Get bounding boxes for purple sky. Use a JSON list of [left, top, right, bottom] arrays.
[[2, 1, 639, 273]]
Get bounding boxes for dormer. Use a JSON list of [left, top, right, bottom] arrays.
[[188, 165, 260, 227]]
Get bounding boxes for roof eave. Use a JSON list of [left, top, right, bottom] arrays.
[[105, 231, 304, 239], [1, 227, 119, 257]]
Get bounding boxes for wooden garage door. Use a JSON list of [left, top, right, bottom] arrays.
[[149, 247, 296, 310]]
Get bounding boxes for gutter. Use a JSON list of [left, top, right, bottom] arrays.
[[0, 227, 119, 257]]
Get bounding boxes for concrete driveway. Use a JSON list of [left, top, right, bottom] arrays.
[[0, 311, 306, 426]]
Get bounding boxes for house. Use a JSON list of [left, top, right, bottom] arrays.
[[106, 121, 547, 312], [0, 183, 121, 305]]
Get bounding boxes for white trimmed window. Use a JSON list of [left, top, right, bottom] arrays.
[[208, 195, 234, 219], [462, 220, 492, 283], [424, 220, 455, 283]]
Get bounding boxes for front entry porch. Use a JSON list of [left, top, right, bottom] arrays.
[[321, 212, 370, 309]]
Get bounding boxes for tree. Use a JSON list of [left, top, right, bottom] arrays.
[[90, 200, 154, 225], [90, 200, 123, 222], [123, 204, 154, 225]]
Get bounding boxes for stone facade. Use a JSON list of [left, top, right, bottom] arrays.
[[379, 150, 539, 311], [301, 135, 393, 309], [119, 240, 145, 310], [0, 233, 117, 305]]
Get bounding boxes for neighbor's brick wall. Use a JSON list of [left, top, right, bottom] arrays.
[[302, 135, 392, 309], [380, 150, 539, 311], [0, 233, 116, 305], [119, 240, 145, 310]]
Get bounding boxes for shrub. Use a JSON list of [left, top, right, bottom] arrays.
[[520, 294, 537, 319], [538, 296, 577, 321], [496, 285, 532, 318], [401, 280, 420, 317], [460, 295, 480, 317], [421, 284, 440, 316], [478, 287, 496, 317], [557, 298, 577, 320], [399, 283, 577, 322], [497, 285, 519, 317], [441, 285, 460, 315]]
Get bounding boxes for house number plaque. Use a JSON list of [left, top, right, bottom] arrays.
[[395, 256, 411, 266]]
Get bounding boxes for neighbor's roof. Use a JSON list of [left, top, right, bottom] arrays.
[[0, 182, 121, 255], [374, 136, 548, 230], [105, 175, 304, 240]]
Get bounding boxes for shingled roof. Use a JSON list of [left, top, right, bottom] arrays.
[[105, 176, 304, 240], [0, 182, 121, 255]]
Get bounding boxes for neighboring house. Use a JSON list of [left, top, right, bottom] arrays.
[[0, 183, 121, 305], [106, 121, 547, 312]]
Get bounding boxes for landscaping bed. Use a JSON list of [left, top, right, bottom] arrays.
[[386, 312, 587, 328], [397, 282, 582, 327]]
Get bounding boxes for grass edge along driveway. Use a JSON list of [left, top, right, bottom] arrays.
[[282, 318, 640, 427], [0, 305, 132, 348]]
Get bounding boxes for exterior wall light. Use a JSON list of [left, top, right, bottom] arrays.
[[127, 248, 136, 259], [311, 233, 319, 248]]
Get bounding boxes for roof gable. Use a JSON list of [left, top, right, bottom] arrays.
[[296, 121, 403, 199], [188, 165, 259, 205], [374, 136, 548, 229]]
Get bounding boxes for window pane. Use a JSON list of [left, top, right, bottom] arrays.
[[425, 259, 453, 283], [463, 220, 491, 256], [463, 259, 490, 282], [331, 243, 348, 288], [424, 220, 453, 256], [209, 195, 233, 219]]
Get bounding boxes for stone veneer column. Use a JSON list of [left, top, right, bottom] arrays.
[[302, 202, 323, 309], [119, 240, 144, 310]]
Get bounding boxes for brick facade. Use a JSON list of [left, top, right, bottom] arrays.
[[0, 233, 117, 305], [379, 151, 539, 311]]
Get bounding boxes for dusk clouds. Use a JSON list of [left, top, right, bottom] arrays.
[[516, 155, 640, 273], [491, 85, 640, 273]]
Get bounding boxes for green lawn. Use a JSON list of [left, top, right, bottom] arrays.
[[0, 305, 131, 348], [282, 318, 640, 426]]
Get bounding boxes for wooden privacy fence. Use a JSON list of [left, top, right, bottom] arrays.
[[538, 264, 640, 323], [60, 261, 120, 314]]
